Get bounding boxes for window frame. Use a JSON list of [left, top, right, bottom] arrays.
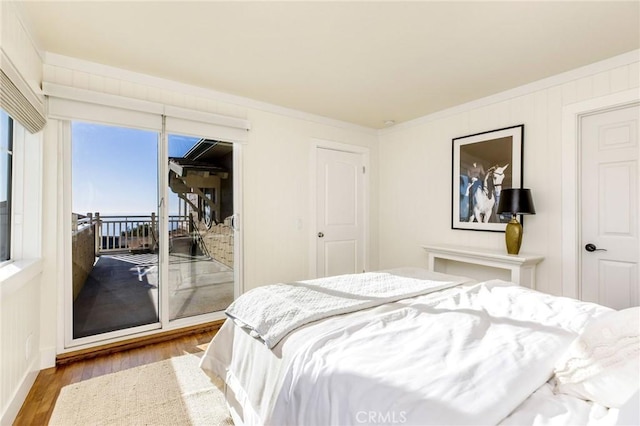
[[0, 108, 44, 285], [0, 110, 14, 265]]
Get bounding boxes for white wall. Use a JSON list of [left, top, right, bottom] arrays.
[[0, 3, 42, 96], [0, 260, 42, 425], [378, 52, 639, 296], [0, 3, 44, 424], [243, 109, 378, 288]]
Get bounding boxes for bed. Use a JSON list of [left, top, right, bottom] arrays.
[[199, 268, 640, 425]]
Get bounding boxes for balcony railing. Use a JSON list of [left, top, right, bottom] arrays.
[[73, 213, 192, 254]]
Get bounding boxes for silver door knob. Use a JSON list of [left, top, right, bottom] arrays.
[[585, 243, 607, 252], [317, 232, 324, 238]]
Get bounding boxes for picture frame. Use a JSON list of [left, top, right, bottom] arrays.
[[452, 124, 524, 232]]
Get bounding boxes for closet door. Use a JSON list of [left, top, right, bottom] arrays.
[[316, 147, 365, 277], [580, 104, 639, 309]]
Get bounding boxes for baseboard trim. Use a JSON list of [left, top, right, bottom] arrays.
[[0, 356, 40, 426], [55, 320, 224, 365], [40, 346, 56, 370]]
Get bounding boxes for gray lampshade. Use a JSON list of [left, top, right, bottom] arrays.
[[497, 188, 536, 215]]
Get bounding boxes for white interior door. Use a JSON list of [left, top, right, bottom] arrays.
[[580, 103, 639, 309], [316, 148, 365, 277]]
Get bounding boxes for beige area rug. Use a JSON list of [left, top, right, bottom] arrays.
[[49, 354, 234, 426]]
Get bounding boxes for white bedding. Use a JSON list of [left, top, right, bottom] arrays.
[[500, 380, 617, 425], [226, 271, 465, 348], [200, 270, 612, 426]]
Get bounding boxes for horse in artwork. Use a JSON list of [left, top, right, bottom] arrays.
[[469, 164, 509, 223]]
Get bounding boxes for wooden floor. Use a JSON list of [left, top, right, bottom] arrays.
[[13, 329, 217, 426]]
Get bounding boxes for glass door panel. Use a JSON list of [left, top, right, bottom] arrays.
[[71, 122, 159, 339], [167, 135, 234, 320]]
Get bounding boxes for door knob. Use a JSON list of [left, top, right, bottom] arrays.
[[317, 232, 324, 238], [585, 243, 607, 252]]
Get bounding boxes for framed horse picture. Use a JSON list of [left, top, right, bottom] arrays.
[[452, 124, 524, 232]]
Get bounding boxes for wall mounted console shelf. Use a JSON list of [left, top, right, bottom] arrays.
[[422, 244, 544, 289]]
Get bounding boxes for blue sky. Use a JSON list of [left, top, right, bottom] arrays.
[[72, 122, 199, 216]]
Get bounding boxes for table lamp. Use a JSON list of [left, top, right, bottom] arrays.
[[496, 188, 536, 255]]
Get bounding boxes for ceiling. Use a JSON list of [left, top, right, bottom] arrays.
[[19, 1, 640, 129]]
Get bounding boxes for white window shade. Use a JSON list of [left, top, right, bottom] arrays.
[[44, 83, 250, 142], [0, 52, 46, 134], [164, 106, 249, 143], [45, 84, 163, 131], [48, 97, 162, 131]]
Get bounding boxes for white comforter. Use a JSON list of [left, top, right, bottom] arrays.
[[226, 271, 463, 348], [201, 274, 611, 426]]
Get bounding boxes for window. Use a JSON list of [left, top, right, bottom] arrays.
[[202, 187, 216, 228], [0, 110, 13, 262]]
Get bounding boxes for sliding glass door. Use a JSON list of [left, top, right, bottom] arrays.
[[167, 135, 235, 320], [68, 120, 240, 346], [71, 121, 160, 339]]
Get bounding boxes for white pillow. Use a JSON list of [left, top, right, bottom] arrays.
[[553, 307, 640, 408]]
